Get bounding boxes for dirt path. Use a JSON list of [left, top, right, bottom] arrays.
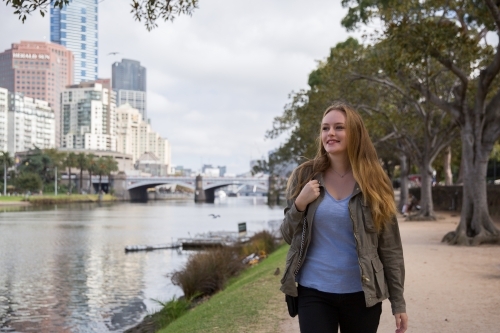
[[279, 212, 500, 332]]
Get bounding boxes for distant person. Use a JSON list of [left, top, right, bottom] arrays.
[[280, 102, 408, 333]]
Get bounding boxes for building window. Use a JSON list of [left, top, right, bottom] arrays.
[[81, 44, 86, 50], [81, 7, 86, 14], [81, 52, 86, 59], [81, 26, 86, 32], [81, 17, 86, 23], [81, 35, 86, 41], [61, 23, 66, 29], [81, 61, 86, 68], [61, 32, 66, 38], [81, 70, 86, 77]]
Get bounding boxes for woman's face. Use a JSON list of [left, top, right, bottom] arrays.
[[321, 110, 348, 156]]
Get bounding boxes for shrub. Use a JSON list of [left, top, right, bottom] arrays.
[[15, 172, 43, 192], [171, 247, 244, 299], [153, 297, 191, 328], [240, 230, 277, 257]]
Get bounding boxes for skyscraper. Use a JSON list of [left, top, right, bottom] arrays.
[[61, 82, 116, 151], [50, 0, 98, 83], [0, 41, 74, 146], [112, 59, 147, 120]]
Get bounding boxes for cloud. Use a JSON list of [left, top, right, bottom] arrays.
[[0, 0, 359, 174]]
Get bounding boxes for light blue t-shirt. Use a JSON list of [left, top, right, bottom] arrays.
[[296, 191, 363, 294]]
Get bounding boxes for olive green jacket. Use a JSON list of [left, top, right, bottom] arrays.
[[279, 173, 406, 315]]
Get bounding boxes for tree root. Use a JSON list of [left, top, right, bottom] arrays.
[[406, 213, 437, 221], [442, 230, 500, 246]]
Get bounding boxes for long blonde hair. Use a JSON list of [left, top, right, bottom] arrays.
[[287, 102, 396, 231]]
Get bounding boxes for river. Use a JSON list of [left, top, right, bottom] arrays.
[[0, 197, 283, 332]]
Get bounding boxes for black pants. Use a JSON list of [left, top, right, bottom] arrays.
[[298, 285, 382, 333]]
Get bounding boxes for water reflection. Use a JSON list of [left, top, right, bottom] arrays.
[[0, 198, 283, 332]]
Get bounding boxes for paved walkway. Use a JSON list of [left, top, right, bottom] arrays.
[[279, 212, 500, 332]]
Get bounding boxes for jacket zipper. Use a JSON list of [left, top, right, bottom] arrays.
[[348, 202, 369, 283]]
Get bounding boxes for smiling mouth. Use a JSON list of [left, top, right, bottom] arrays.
[[326, 140, 339, 144]]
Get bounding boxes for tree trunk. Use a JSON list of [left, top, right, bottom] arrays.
[[443, 145, 453, 186], [68, 167, 72, 194], [442, 128, 500, 245], [398, 153, 409, 214], [79, 169, 83, 194], [455, 153, 465, 185], [89, 170, 93, 194], [410, 162, 436, 220]]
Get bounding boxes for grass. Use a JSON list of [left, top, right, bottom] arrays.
[[158, 244, 289, 333], [0, 196, 24, 202], [26, 194, 117, 205]]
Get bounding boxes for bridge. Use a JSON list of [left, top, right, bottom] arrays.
[[113, 174, 269, 203]]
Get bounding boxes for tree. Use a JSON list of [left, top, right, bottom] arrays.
[[94, 157, 109, 193], [16, 172, 42, 192], [103, 156, 118, 193], [75, 153, 89, 194], [64, 152, 78, 194], [19, 148, 64, 186], [87, 154, 97, 194], [268, 37, 459, 220], [342, 0, 500, 245], [0, 151, 14, 196], [4, 0, 199, 31]]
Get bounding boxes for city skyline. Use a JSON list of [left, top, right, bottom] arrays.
[[0, 0, 358, 174]]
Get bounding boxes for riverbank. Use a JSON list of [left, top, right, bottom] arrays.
[[145, 211, 500, 332], [0, 194, 117, 206], [158, 244, 289, 333]]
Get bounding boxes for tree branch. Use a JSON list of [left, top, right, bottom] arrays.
[[484, 0, 500, 32], [410, 81, 462, 120]]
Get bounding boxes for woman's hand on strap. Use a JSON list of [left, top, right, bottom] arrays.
[[394, 313, 408, 333], [294, 180, 320, 212]]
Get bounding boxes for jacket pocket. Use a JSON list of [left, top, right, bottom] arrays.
[[361, 204, 377, 233], [281, 249, 298, 284], [371, 256, 386, 298]]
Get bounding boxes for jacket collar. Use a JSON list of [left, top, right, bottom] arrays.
[[313, 172, 362, 197]]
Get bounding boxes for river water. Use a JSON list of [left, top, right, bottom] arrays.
[[0, 197, 283, 333]]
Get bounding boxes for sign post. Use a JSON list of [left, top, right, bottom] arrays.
[[238, 222, 247, 237]]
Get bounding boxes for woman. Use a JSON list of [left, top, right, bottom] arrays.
[[280, 102, 408, 333]]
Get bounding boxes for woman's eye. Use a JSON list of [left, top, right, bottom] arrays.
[[335, 126, 345, 130], [322, 127, 329, 131]]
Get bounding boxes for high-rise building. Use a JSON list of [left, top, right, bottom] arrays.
[[115, 104, 170, 168], [0, 88, 8, 151], [117, 90, 146, 120], [112, 59, 147, 120], [7, 92, 55, 154], [61, 82, 116, 151], [50, 0, 98, 83], [0, 41, 74, 146]]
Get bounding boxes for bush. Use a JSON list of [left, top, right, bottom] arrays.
[[171, 247, 244, 299], [15, 172, 42, 192], [240, 230, 278, 257]]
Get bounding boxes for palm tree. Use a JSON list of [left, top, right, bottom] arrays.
[[87, 154, 97, 194], [0, 151, 14, 196], [95, 157, 108, 193], [76, 153, 89, 194], [44, 149, 66, 194], [64, 152, 78, 194], [104, 156, 119, 193]]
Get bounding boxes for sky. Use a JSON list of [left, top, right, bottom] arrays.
[[0, 0, 359, 175]]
